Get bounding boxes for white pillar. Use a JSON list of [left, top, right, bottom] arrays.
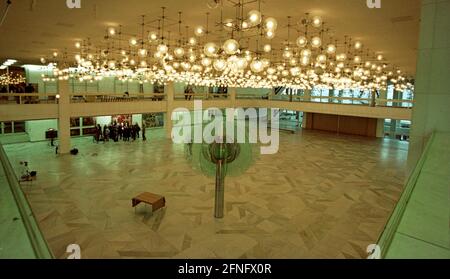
[[57, 80, 71, 154], [164, 81, 175, 139]]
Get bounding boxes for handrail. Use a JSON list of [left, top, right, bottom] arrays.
[[376, 132, 436, 258], [0, 143, 54, 259]]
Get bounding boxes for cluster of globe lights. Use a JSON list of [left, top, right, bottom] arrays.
[[40, 4, 414, 93]]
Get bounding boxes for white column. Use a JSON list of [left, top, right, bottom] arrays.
[[164, 81, 175, 139], [57, 80, 71, 154]]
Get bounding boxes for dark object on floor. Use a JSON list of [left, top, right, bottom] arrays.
[[70, 148, 79, 155]]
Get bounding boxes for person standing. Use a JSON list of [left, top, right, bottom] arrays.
[[142, 125, 147, 141]]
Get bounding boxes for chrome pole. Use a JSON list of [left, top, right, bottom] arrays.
[[214, 160, 225, 218]]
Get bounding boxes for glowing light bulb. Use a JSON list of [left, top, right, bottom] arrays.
[[148, 31, 158, 42], [204, 42, 219, 57], [157, 44, 168, 54], [326, 44, 336, 54], [248, 10, 262, 25], [311, 37, 322, 48], [353, 56, 361, 63], [213, 59, 227, 71], [264, 17, 278, 30], [129, 37, 138, 46], [138, 48, 148, 57], [188, 37, 197, 46], [301, 49, 312, 57], [108, 27, 116, 36], [317, 54, 327, 63], [266, 30, 275, 39], [296, 36, 308, 48], [224, 19, 234, 31], [174, 47, 185, 58], [223, 39, 239, 55], [201, 57, 212, 67], [194, 26, 205, 37], [250, 60, 264, 73], [312, 16, 322, 28], [354, 41, 362, 49], [263, 44, 272, 53]]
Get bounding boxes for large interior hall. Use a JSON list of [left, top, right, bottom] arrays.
[[0, 0, 449, 259]]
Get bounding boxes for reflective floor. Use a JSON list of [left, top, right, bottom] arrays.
[[4, 128, 408, 259]]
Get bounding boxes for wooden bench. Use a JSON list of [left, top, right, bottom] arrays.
[[132, 192, 166, 213]]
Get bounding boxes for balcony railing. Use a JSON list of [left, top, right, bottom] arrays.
[[0, 92, 414, 108], [69, 93, 165, 103], [0, 93, 59, 105]]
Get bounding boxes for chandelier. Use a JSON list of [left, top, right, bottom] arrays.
[[0, 72, 26, 86], [40, 0, 414, 92]]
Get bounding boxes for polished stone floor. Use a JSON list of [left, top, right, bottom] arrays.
[[4, 129, 408, 259]]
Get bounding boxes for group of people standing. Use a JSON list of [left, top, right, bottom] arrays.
[[94, 122, 146, 143]]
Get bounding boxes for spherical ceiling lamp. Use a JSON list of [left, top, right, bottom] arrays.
[[107, 27, 116, 36], [75, 42, 81, 49], [194, 26, 206, 37], [312, 16, 322, 28], [377, 54, 384, 61], [283, 49, 293, 59], [188, 37, 197, 46], [140, 61, 147, 68], [316, 54, 327, 63], [148, 31, 158, 42], [289, 58, 298, 66], [213, 59, 227, 71], [250, 60, 264, 73], [174, 47, 185, 58], [263, 44, 272, 53], [206, 0, 220, 9], [354, 41, 362, 50], [154, 52, 163, 59], [353, 56, 361, 63], [223, 39, 239, 55], [138, 48, 148, 57], [130, 59, 136, 66], [40, 57, 46, 64], [157, 44, 168, 54], [266, 30, 275, 39], [264, 17, 278, 30], [267, 67, 276, 75], [204, 42, 219, 57], [129, 37, 138, 46], [311, 37, 322, 48], [53, 51, 58, 57], [241, 21, 250, 30], [290, 67, 301, 76], [326, 44, 336, 54], [236, 58, 248, 70], [189, 54, 197, 63], [300, 56, 310, 66], [201, 57, 212, 67], [248, 10, 262, 25], [301, 49, 312, 57], [336, 53, 347, 61], [224, 19, 234, 31], [108, 60, 116, 69], [296, 36, 308, 48]]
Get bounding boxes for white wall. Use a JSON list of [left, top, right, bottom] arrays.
[[25, 119, 58, 142], [95, 116, 112, 126], [132, 114, 142, 126]]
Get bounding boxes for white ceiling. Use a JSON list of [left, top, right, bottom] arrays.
[[0, 0, 421, 75]]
